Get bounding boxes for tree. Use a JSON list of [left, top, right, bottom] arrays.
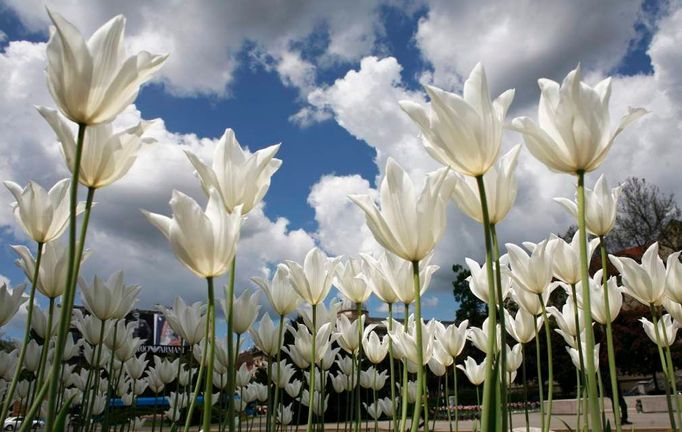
[[451, 264, 486, 327], [609, 177, 680, 251]]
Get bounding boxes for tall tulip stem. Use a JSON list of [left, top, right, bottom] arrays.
[[576, 170, 603, 432], [35, 297, 55, 397], [598, 237, 622, 432], [409, 260, 425, 432], [444, 367, 452, 432], [306, 304, 317, 432], [388, 303, 398, 432], [355, 302, 363, 432], [0, 241, 43, 422], [183, 305, 210, 432], [490, 223, 508, 432], [539, 297, 553, 432], [650, 305, 680, 431], [534, 321, 545, 430], [522, 343, 529, 432], [271, 316, 286, 432], [660, 322, 682, 430], [399, 303, 409, 432], [44, 123, 89, 430], [226, 257, 238, 432], [474, 175, 499, 432], [203, 277, 217, 431]]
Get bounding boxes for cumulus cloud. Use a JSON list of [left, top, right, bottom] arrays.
[[0, 40, 315, 312], [4, 0, 401, 98], [415, 0, 645, 102]]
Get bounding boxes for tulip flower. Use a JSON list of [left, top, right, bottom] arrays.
[[467, 319, 501, 355], [184, 128, 281, 214], [466, 257, 511, 304], [303, 367, 327, 392], [510, 65, 646, 174], [252, 265, 301, 316], [78, 271, 141, 321], [555, 175, 622, 237], [125, 355, 149, 381], [362, 252, 438, 305], [399, 63, 515, 177], [284, 248, 341, 306], [350, 158, 451, 262], [271, 360, 296, 388], [72, 313, 110, 346], [359, 251, 400, 305], [276, 404, 294, 425], [45, 9, 167, 125], [640, 315, 679, 347], [336, 355, 354, 376], [285, 380, 302, 399], [282, 345, 310, 370], [30, 305, 60, 340], [664, 299, 682, 324], [364, 401, 383, 420], [511, 281, 557, 317], [38, 107, 156, 188], [427, 341, 452, 376], [335, 314, 365, 354], [610, 242, 666, 307], [549, 232, 600, 285], [157, 297, 207, 346], [300, 300, 342, 330], [300, 390, 328, 416], [23, 340, 42, 373], [104, 320, 137, 352], [665, 252, 682, 304], [547, 297, 584, 338], [362, 327, 389, 364], [389, 316, 435, 365], [505, 344, 523, 372], [320, 347, 341, 371], [571, 271, 624, 325], [144, 188, 242, 279], [336, 257, 373, 304], [506, 240, 554, 295], [4, 179, 84, 244], [331, 374, 346, 394], [450, 145, 521, 224], [289, 322, 335, 365], [504, 309, 542, 344], [0, 283, 27, 327], [397, 381, 419, 404], [235, 363, 253, 388], [226, 288, 260, 335], [378, 398, 396, 417], [12, 243, 90, 299], [360, 367, 388, 391], [434, 319, 469, 359], [457, 357, 486, 386], [567, 343, 601, 372], [249, 314, 281, 356]]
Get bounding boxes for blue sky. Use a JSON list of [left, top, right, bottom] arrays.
[[0, 0, 680, 340]]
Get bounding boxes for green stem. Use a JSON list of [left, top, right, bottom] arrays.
[[171, 341, 184, 427], [454, 363, 459, 432], [475, 385, 480, 429], [445, 367, 452, 432], [267, 354, 273, 432], [388, 303, 398, 432], [349, 352, 355, 432], [306, 304, 318, 432], [272, 316, 286, 432], [34, 297, 54, 402], [183, 302, 210, 432], [534, 320, 545, 431], [597, 368, 606, 429], [649, 305, 677, 431], [598, 237, 622, 432], [45, 124, 88, 430], [203, 277, 217, 431], [661, 322, 682, 431], [475, 175, 499, 432], [576, 170, 603, 432], [399, 303, 409, 432], [84, 321, 107, 431], [490, 224, 508, 432], [0, 241, 43, 422], [103, 319, 120, 432], [355, 302, 363, 432], [373, 377, 378, 432], [522, 343, 529, 432], [227, 257, 237, 432], [576, 366, 582, 432], [409, 261, 425, 432], [539, 297, 553, 432]]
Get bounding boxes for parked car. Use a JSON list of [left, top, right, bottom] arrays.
[[3, 416, 45, 431]]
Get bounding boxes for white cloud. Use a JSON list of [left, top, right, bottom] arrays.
[[415, 0, 645, 101], [0, 40, 316, 311], [4, 0, 397, 98]]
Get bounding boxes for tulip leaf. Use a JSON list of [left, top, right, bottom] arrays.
[[54, 394, 77, 432]]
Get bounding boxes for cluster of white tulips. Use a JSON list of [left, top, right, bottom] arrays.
[[0, 6, 681, 432]]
